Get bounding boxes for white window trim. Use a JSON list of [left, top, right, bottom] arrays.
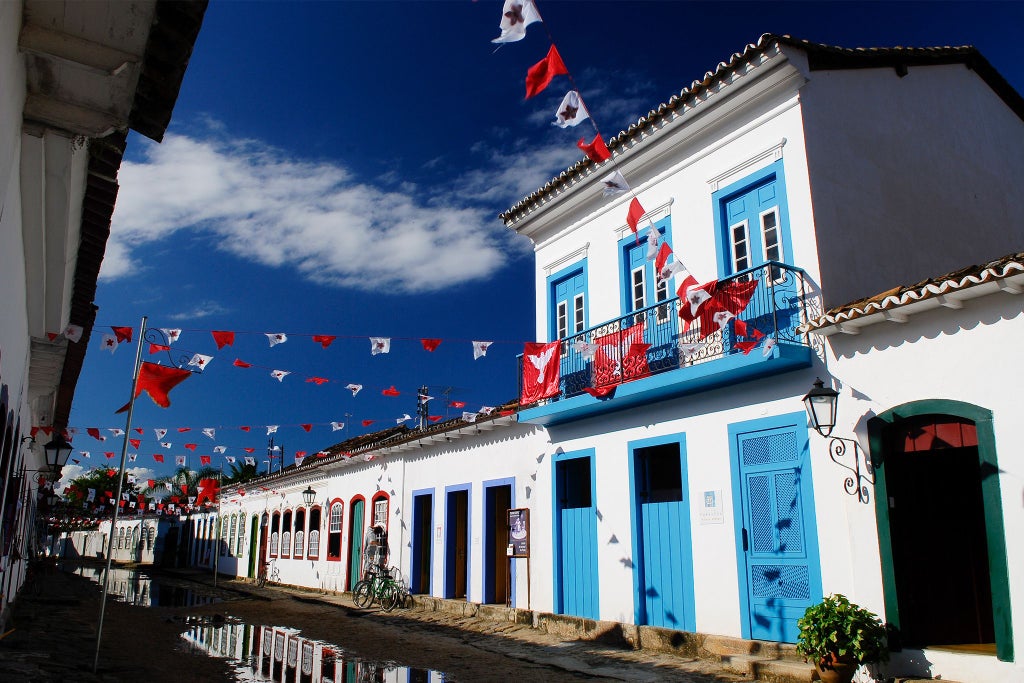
[[730, 218, 751, 274], [572, 293, 585, 334]]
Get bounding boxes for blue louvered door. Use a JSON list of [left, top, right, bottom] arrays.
[[555, 453, 599, 619], [734, 419, 821, 642]]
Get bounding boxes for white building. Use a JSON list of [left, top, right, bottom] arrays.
[[0, 0, 204, 628], [206, 34, 1024, 683]]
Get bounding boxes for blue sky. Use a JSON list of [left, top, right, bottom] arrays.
[[64, 1, 1024, 485]]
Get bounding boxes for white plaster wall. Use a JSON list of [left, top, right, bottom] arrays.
[[798, 62, 1024, 309]]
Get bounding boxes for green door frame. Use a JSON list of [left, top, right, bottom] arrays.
[[868, 399, 1013, 662]]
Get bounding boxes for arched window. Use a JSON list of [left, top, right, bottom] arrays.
[[281, 510, 292, 558], [228, 515, 238, 556], [371, 492, 390, 531], [118, 527, 125, 549], [147, 526, 156, 550], [270, 531, 279, 556], [221, 516, 229, 556], [293, 508, 305, 558], [236, 514, 246, 556], [326, 501, 343, 561], [270, 512, 281, 556], [308, 507, 321, 559], [132, 526, 141, 554]]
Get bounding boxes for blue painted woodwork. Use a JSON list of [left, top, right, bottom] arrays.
[[552, 449, 599, 619], [729, 413, 822, 643], [618, 220, 671, 315], [548, 261, 588, 341], [628, 434, 696, 630], [483, 478, 515, 605], [411, 489, 434, 595], [444, 484, 472, 600], [348, 498, 364, 589]]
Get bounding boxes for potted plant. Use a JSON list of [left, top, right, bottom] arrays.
[[796, 594, 888, 683]]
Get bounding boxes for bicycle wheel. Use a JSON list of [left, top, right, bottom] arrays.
[[352, 580, 373, 608], [380, 582, 399, 612]]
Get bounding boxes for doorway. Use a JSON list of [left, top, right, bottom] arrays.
[[445, 486, 470, 599], [347, 497, 365, 589], [553, 450, 599, 619], [411, 490, 433, 595], [248, 515, 260, 578], [483, 480, 512, 605]]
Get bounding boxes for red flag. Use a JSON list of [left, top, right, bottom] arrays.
[[421, 338, 442, 352], [178, 427, 191, 432], [116, 362, 191, 413], [428, 415, 443, 422], [87, 428, 102, 440], [233, 359, 252, 368], [312, 334, 336, 348], [382, 386, 400, 397], [583, 385, 617, 399], [733, 318, 749, 337], [243, 447, 255, 453], [626, 198, 645, 238], [499, 409, 515, 416], [153, 454, 164, 463], [240, 426, 251, 432], [195, 478, 219, 506], [593, 323, 650, 387], [306, 377, 329, 385], [200, 455, 211, 465], [735, 340, 759, 355], [520, 340, 561, 405], [134, 428, 144, 435], [46, 332, 59, 341], [149, 343, 170, 354], [362, 419, 375, 427], [655, 242, 672, 278], [184, 443, 197, 451], [450, 401, 466, 408], [180, 485, 188, 495], [147, 479, 155, 489], [525, 45, 568, 98], [111, 326, 133, 343], [301, 424, 313, 432], [211, 330, 235, 349], [104, 452, 115, 459], [577, 134, 611, 163], [129, 438, 141, 449]]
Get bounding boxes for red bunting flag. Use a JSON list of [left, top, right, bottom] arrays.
[[211, 330, 235, 349], [428, 415, 443, 423], [240, 426, 251, 432], [147, 479, 155, 489], [104, 452, 115, 459], [112, 326, 133, 343], [116, 362, 191, 413], [450, 401, 466, 408], [361, 419, 375, 427], [178, 427, 191, 432], [521, 340, 561, 405], [243, 447, 255, 453], [525, 45, 568, 98], [129, 438, 141, 449], [195, 479, 219, 506], [134, 428, 144, 435], [577, 134, 611, 163], [149, 343, 170, 354], [306, 377, 329, 385], [301, 424, 313, 432], [421, 338, 442, 352], [655, 242, 672, 278], [87, 428, 103, 441], [382, 386, 400, 397], [312, 335, 336, 348], [200, 455, 211, 465], [153, 454, 165, 463], [626, 198, 645, 239], [184, 443, 197, 451], [233, 359, 252, 368]]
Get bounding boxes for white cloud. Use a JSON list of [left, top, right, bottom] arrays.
[[106, 133, 548, 294], [168, 301, 230, 320]]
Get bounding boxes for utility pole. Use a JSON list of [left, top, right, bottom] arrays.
[[417, 385, 430, 430]]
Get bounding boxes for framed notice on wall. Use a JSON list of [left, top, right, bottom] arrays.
[[507, 508, 529, 557]]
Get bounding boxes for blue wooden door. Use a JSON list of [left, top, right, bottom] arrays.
[[633, 442, 695, 630], [555, 453, 599, 619], [348, 499, 364, 589], [732, 417, 821, 643]]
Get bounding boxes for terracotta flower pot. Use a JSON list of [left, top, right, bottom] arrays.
[[814, 653, 857, 683]]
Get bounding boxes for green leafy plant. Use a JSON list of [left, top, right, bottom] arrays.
[[796, 594, 889, 667]]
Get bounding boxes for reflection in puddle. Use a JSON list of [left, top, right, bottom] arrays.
[[65, 564, 222, 608], [180, 619, 447, 682]]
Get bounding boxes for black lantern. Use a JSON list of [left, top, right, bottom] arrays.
[[802, 378, 839, 438], [301, 486, 316, 506], [43, 434, 74, 475]]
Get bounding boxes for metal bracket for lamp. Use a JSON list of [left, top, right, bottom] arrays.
[[826, 435, 876, 504], [144, 328, 207, 373]]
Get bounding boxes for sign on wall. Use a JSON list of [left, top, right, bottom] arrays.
[[700, 489, 724, 525], [507, 508, 529, 557]]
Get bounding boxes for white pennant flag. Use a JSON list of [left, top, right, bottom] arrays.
[[492, 0, 541, 44], [553, 90, 589, 128], [646, 228, 660, 261], [87, 488, 96, 502], [64, 324, 84, 342], [244, 456, 256, 466], [188, 353, 213, 370], [678, 339, 707, 361], [80, 451, 91, 459], [122, 492, 130, 501], [160, 328, 182, 344], [203, 428, 216, 439], [188, 496, 197, 505], [149, 502, 155, 510], [659, 260, 687, 282], [369, 337, 390, 355], [270, 369, 290, 382], [396, 414, 411, 424], [225, 456, 236, 464], [126, 474, 136, 484], [213, 446, 227, 454], [175, 455, 186, 466], [164, 481, 173, 490], [345, 383, 363, 396], [128, 453, 137, 462], [601, 170, 629, 197], [462, 411, 478, 423], [129, 501, 136, 508], [331, 421, 345, 431], [109, 428, 124, 437], [266, 332, 287, 347], [266, 425, 278, 435], [762, 337, 777, 357], [160, 441, 172, 448], [712, 310, 735, 330], [154, 428, 168, 440], [572, 340, 600, 360], [479, 406, 495, 415], [101, 333, 118, 353], [472, 341, 493, 360]]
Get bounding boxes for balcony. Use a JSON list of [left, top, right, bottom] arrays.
[[518, 262, 815, 426]]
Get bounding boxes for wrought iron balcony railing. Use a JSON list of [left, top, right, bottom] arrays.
[[520, 262, 811, 404]]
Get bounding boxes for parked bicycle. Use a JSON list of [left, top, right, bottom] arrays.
[[257, 560, 280, 587], [352, 565, 402, 612]]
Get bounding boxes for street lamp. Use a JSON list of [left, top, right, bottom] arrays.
[[301, 486, 316, 506], [802, 377, 839, 438], [42, 434, 74, 477]]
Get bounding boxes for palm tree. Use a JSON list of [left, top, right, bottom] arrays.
[[223, 461, 258, 485]]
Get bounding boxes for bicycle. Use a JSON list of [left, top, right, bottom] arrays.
[[257, 560, 280, 587], [351, 565, 399, 611]]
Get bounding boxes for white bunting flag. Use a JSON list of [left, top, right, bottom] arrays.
[[128, 454, 137, 462], [101, 333, 118, 353], [203, 427, 216, 439], [572, 340, 600, 360], [472, 341, 493, 360], [331, 421, 345, 431], [345, 383, 363, 397], [160, 442, 172, 449], [646, 228, 660, 261], [149, 502, 156, 511], [369, 337, 390, 355], [762, 337, 777, 357], [80, 451, 91, 459], [266, 425, 278, 435], [553, 90, 589, 128], [244, 456, 256, 466], [126, 474, 136, 484], [122, 492, 130, 501], [87, 488, 96, 502], [175, 455, 186, 466], [109, 428, 124, 437], [678, 340, 707, 361], [479, 406, 496, 415], [601, 170, 629, 197], [659, 260, 687, 282], [712, 310, 735, 330], [188, 353, 213, 370], [270, 369, 290, 382], [129, 501, 136, 509], [154, 428, 168, 440], [214, 446, 227, 454], [64, 324, 84, 343], [492, 0, 541, 44], [188, 496, 197, 505], [266, 332, 288, 347], [164, 482, 173, 490], [396, 414, 411, 424], [462, 411, 478, 423], [160, 328, 182, 344]]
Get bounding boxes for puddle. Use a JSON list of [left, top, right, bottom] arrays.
[[180, 618, 449, 682], [64, 563, 223, 608]]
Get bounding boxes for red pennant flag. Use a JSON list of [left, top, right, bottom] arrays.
[[149, 343, 170, 354], [736, 340, 759, 355], [243, 447, 255, 453], [450, 401, 466, 408], [87, 428, 102, 440], [295, 451, 307, 458], [420, 338, 442, 352], [593, 323, 650, 387], [104, 452, 115, 459], [111, 326, 133, 343], [525, 44, 568, 98], [626, 198, 645, 239], [200, 455, 211, 465], [306, 377, 329, 385], [153, 454, 164, 463], [240, 426, 251, 432], [147, 479, 155, 489], [301, 424, 313, 432], [195, 478, 219, 506], [129, 438, 141, 449], [583, 385, 617, 399], [499, 409, 515, 417], [520, 340, 562, 405], [184, 443, 197, 451], [382, 386, 400, 397], [30, 426, 40, 438], [428, 415, 443, 423], [312, 335, 336, 348], [211, 330, 235, 349], [105, 490, 113, 499], [178, 427, 191, 433], [180, 485, 188, 495], [361, 419, 375, 427], [577, 134, 611, 164], [116, 362, 191, 413], [46, 332, 59, 341], [233, 359, 252, 368], [733, 318, 749, 337], [134, 428, 144, 435], [751, 328, 765, 340], [655, 242, 672, 278]]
